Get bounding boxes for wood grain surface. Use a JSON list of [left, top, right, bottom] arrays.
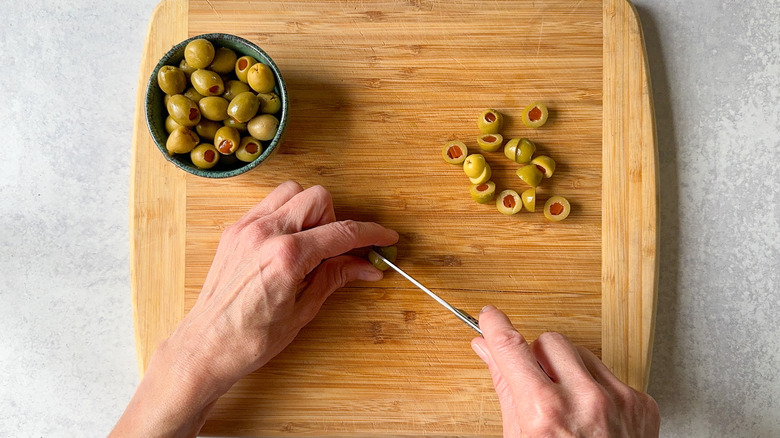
[[130, 0, 657, 435]]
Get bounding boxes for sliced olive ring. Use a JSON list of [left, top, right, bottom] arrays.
[[521, 187, 536, 212], [463, 154, 487, 178], [544, 196, 571, 221], [477, 133, 503, 152], [469, 181, 496, 204], [531, 155, 556, 178], [442, 140, 468, 165], [477, 108, 503, 134], [368, 245, 398, 271], [516, 164, 543, 187], [522, 102, 549, 128], [496, 190, 522, 215]]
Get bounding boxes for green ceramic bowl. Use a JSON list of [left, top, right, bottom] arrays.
[[145, 33, 288, 178]]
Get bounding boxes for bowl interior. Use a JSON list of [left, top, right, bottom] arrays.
[[145, 33, 288, 178]]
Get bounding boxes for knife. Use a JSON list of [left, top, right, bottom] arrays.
[[369, 249, 482, 336]]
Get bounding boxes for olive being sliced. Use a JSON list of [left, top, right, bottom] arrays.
[[515, 138, 537, 164], [521, 187, 536, 212], [469, 181, 496, 204], [477, 108, 503, 134], [190, 143, 220, 169], [522, 102, 549, 128], [441, 140, 468, 165], [468, 162, 491, 185], [462, 154, 487, 178], [477, 133, 503, 152], [516, 164, 543, 187], [496, 190, 522, 215], [544, 196, 571, 221], [235, 136, 263, 162], [368, 245, 398, 271], [531, 155, 556, 178]]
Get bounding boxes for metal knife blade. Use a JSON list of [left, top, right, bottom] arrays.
[[369, 249, 482, 335]]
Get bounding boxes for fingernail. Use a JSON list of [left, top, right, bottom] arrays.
[[471, 341, 487, 361], [361, 268, 383, 282], [481, 305, 496, 314]]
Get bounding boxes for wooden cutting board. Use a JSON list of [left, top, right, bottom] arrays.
[[130, 0, 657, 435]]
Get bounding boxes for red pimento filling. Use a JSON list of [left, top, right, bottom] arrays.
[[503, 195, 516, 209], [189, 108, 199, 120], [245, 143, 259, 154], [238, 59, 248, 70], [536, 164, 546, 174], [483, 135, 496, 142], [550, 202, 564, 215], [218, 140, 233, 154], [204, 149, 216, 162], [484, 112, 496, 123], [209, 85, 219, 94], [528, 106, 542, 122], [447, 146, 463, 159], [476, 184, 489, 192]]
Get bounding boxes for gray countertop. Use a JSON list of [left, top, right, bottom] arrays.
[[1, 0, 777, 436]]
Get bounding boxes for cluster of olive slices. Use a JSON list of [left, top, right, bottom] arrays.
[[441, 105, 571, 221]]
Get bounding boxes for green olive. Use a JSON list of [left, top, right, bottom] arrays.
[[157, 65, 186, 95], [183, 87, 205, 103], [504, 138, 519, 161], [544, 196, 570, 221], [235, 55, 258, 83], [214, 126, 241, 154], [442, 140, 468, 165], [462, 154, 487, 178], [208, 47, 238, 74], [166, 126, 199, 155], [190, 143, 220, 169], [247, 114, 279, 141], [521, 187, 536, 212], [516, 138, 536, 164], [368, 246, 398, 271], [198, 96, 229, 121], [530, 155, 556, 178], [469, 181, 496, 204], [167, 94, 201, 127], [235, 136, 263, 162], [247, 63, 275, 93], [477, 133, 503, 152], [196, 119, 222, 141], [477, 108, 503, 134], [222, 80, 252, 101], [522, 102, 549, 128], [257, 92, 282, 114], [165, 115, 182, 134], [468, 162, 491, 185], [516, 164, 543, 187], [178, 58, 197, 79], [184, 38, 215, 69], [227, 92, 260, 123], [496, 190, 522, 215], [190, 69, 225, 96], [223, 118, 248, 133]]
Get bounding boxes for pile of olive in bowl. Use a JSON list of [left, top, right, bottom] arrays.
[[145, 33, 287, 178]]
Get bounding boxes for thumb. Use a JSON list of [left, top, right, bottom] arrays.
[[472, 337, 520, 435]]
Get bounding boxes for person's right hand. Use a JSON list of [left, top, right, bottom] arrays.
[[471, 305, 660, 437]]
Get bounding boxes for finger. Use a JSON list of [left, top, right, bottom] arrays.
[[235, 180, 303, 227], [293, 255, 383, 326], [478, 306, 552, 394], [268, 185, 337, 234], [472, 337, 520, 436], [576, 346, 628, 392], [292, 220, 399, 274], [531, 332, 595, 386]]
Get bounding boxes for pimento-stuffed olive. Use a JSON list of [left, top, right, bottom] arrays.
[[496, 189, 522, 215], [463, 154, 487, 178], [214, 126, 240, 155], [468, 162, 491, 185], [190, 143, 220, 169], [184, 38, 215, 69], [544, 196, 571, 221], [247, 62, 275, 93], [235, 136, 263, 162], [368, 245, 398, 271], [521, 187, 536, 212], [247, 114, 279, 141], [442, 140, 468, 165], [469, 181, 496, 204], [477, 108, 503, 134], [531, 155, 556, 178], [190, 69, 225, 96], [167, 94, 201, 127], [208, 47, 238, 75], [522, 102, 549, 128], [235, 55, 258, 83], [477, 133, 503, 152], [166, 126, 199, 155], [157, 65, 187, 95], [516, 164, 543, 187]]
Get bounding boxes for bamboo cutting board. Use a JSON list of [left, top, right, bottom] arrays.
[[130, 0, 657, 435]]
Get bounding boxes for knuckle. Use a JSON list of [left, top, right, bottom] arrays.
[[536, 331, 571, 346], [489, 327, 527, 357], [334, 219, 360, 239], [309, 184, 332, 202], [270, 234, 301, 270]]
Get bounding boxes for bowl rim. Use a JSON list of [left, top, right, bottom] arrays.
[[144, 33, 288, 179]]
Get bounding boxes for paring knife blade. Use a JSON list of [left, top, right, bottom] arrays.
[[369, 249, 482, 335]]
